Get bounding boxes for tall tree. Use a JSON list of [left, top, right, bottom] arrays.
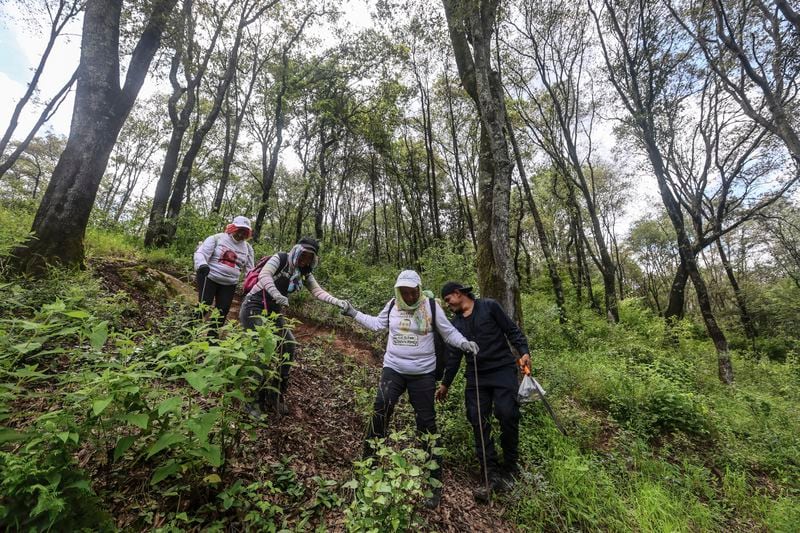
[[12, 0, 180, 273], [589, 0, 735, 383], [441, 0, 520, 321]]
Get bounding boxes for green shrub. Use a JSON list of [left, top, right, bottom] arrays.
[[343, 431, 440, 532]]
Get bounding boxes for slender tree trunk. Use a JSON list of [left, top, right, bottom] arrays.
[[716, 236, 757, 341], [507, 117, 566, 322], [0, 71, 77, 180], [12, 0, 178, 273]]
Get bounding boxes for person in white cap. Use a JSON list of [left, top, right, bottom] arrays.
[[339, 270, 479, 509], [193, 216, 254, 328]]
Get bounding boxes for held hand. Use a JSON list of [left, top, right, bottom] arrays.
[[435, 384, 449, 402], [275, 294, 289, 308], [340, 300, 359, 318], [517, 353, 531, 374], [460, 340, 479, 355], [197, 264, 210, 277]]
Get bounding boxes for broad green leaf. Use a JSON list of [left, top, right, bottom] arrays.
[[146, 432, 185, 459], [12, 342, 42, 355], [0, 428, 26, 444], [121, 413, 149, 430], [342, 480, 358, 489], [89, 321, 109, 350], [57, 431, 71, 443], [92, 398, 113, 416], [204, 474, 222, 484], [64, 310, 90, 319], [194, 444, 223, 467], [113, 435, 138, 462], [184, 371, 208, 393], [187, 409, 220, 442], [150, 461, 180, 485], [157, 396, 182, 416]]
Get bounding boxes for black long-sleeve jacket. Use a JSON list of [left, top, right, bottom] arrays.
[[441, 298, 530, 386]]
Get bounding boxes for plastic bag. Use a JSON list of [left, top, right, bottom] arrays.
[[518, 375, 546, 403]]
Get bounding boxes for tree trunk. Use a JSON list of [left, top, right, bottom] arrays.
[[665, 258, 688, 321], [507, 117, 566, 322], [716, 236, 757, 341], [12, 0, 178, 273], [442, 0, 520, 322]]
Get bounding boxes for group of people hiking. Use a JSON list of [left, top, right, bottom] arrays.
[[194, 216, 533, 507]]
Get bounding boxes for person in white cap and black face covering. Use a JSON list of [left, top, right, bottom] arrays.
[[339, 270, 480, 509], [193, 216, 255, 329], [240, 236, 348, 416]]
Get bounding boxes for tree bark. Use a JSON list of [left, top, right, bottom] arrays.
[[716, 236, 757, 341], [442, 0, 520, 322], [12, 0, 178, 274]]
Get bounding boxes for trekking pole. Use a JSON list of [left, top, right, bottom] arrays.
[[473, 356, 492, 504]]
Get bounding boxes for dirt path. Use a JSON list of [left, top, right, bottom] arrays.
[[96, 261, 515, 531], [260, 315, 516, 532]]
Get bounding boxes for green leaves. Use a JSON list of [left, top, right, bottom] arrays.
[[146, 432, 186, 459], [157, 396, 182, 417], [150, 460, 181, 485], [92, 398, 113, 416], [113, 435, 138, 462], [121, 412, 149, 430], [187, 409, 220, 443]]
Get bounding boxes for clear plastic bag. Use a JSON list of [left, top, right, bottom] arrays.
[[518, 375, 546, 403]]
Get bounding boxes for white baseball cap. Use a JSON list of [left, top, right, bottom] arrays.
[[231, 215, 251, 230], [394, 269, 421, 288]]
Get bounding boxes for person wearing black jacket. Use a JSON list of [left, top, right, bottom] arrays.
[[436, 282, 531, 500]]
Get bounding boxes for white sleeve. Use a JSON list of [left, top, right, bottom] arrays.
[[353, 300, 393, 332], [434, 301, 468, 348], [193, 235, 216, 271]]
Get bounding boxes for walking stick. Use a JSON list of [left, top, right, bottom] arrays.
[[519, 361, 568, 436], [473, 355, 492, 504]]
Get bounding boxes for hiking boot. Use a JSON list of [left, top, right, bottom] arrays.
[[275, 397, 289, 416], [424, 487, 442, 509], [244, 402, 265, 421], [493, 472, 515, 493], [473, 483, 492, 504]]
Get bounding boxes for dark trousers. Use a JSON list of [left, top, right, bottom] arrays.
[[365, 367, 441, 480], [465, 365, 520, 474], [239, 291, 296, 398], [196, 270, 236, 327]]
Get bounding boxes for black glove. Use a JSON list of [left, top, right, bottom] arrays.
[[196, 265, 210, 289]]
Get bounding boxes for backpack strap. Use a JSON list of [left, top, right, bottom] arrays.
[[429, 297, 437, 334], [275, 252, 289, 274]]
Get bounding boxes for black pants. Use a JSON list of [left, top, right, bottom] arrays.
[[239, 291, 296, 397], [366, 367, 441, 480], [196, 270, 236, 327], [465, 365, 520, 474]]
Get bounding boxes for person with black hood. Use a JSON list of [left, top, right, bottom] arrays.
[[339, 270, 479, 509], [436, 282, 531, 502], [239, 237, 347, 416]]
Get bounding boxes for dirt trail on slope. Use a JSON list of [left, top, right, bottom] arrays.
[[96, 261, 516, 531], [270, 315, 516, 532]]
